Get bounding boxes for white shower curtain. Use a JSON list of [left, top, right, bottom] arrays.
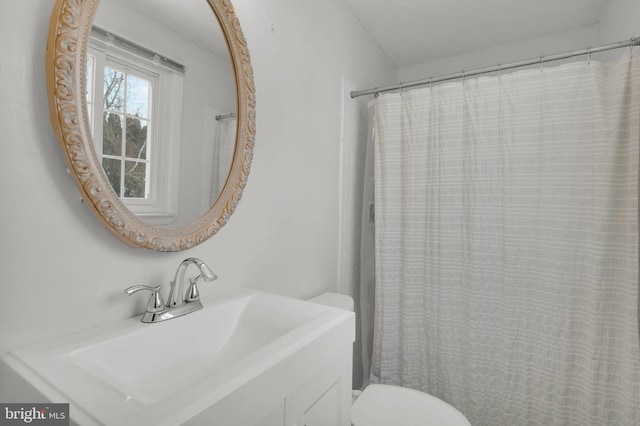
[[210, 117, 237, 203], [371, 57, 640, 425]]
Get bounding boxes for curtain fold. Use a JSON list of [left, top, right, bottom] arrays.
[[358, 101, 377, 388], [371, 57, 640, 425]]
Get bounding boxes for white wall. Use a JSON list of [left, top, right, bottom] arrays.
[[398, 0, 640, 83], [598, 0, 640, 44], [398, 25, 601, 82], [0, 0, 394, 357], [338, 78, 371, 388]]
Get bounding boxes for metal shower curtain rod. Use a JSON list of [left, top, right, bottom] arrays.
[[91, 26, 185, 73], [215, 113, 236, 121], [350, 36, 640, 98]]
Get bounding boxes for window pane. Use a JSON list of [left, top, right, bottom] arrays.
[[102, 158, 121, 197], [86, 56, 95, 132], [104, 67, 125, 112], [85, 55, 94, 103], [126, 74, 150, 118], [126, 117, 148, 160], [124, 161, 147, 198], [103, 112, 123, 156], [87, 104, 93, 131]]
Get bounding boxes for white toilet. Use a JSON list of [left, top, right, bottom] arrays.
[[309, 293, 472, 426]]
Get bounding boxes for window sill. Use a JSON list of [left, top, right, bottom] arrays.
[[128, 209, 178, 226]]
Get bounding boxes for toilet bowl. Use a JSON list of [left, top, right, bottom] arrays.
[[309, 292, 472, 426], [351, 384, 471, 426]]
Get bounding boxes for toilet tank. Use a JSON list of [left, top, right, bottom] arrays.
[[309, 292, 354, 312]]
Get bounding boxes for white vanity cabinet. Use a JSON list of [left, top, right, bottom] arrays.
[[2, 290, 355, 426]]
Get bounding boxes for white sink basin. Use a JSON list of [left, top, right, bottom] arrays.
[[2, 288, 354, 425]]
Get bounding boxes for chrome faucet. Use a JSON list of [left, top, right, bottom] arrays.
[[124, 258, 217, 323], [167, 258, 217, 307]]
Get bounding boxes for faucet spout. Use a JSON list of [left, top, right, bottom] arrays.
[[167, 258, 217, 307]]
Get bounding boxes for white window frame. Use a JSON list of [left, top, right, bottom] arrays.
[[88, 36, 183, 225]]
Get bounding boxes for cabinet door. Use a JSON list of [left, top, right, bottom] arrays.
[[301, 381, 342, 426], [284, 349, 352, 426]]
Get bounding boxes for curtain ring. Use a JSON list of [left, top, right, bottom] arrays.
[[587, 46, 592, 65], [374, 88, 379, 98], [461, 70, 465, 83], [430, 77, 433, 90], [399, 82, 403, 94], [540, 56, 544, 72], [497, 63, 502, 78]]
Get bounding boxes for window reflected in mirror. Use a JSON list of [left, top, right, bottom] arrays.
[[86, 26, 186, 222], [88, 51, 155, 199]]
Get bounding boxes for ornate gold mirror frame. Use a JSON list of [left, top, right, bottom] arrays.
[[46, 0, 255, 251]]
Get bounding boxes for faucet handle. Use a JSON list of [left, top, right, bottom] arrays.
[[124, 285, 165, 313], [185, 278, 200, 303], [184, 271, 218, 303]]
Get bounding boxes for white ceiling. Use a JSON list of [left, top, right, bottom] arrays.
[[121, 0, 228, 58], [342, 0, 609, 68]]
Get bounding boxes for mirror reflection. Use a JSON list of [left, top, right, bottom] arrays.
[[90, 0, 236, 228]]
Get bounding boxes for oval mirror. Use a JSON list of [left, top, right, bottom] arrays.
[[46, 0, 255, 251]]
